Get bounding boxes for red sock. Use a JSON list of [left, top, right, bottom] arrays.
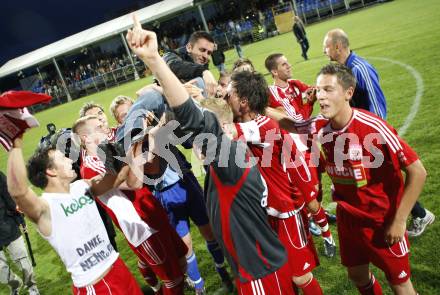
[[312, 206, 332, 239], [162, 278, 185, 295], [298, 276, 323, 295], [357, 274, 383, 295], [138, 260, 160, 291]]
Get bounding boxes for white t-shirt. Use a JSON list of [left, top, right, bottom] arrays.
[[40, 180, 118, 287]]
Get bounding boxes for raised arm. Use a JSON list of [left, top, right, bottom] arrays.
[[126, 14, 188, 108], [265, 107, 300, 133], [7, 136, 47, 224]]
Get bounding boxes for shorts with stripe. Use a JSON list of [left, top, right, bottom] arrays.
[[236, 262, 294, 295], [268, 210, 319, 277], [72, 257, 142, 295], [131, 226, 188, 284], [337, 206, 411, 285]]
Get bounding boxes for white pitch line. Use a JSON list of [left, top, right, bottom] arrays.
[[369, 57, 424, 136]]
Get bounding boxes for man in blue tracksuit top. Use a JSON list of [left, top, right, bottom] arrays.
[[323, 29, 387, 119], [323, 28, 435, 237]]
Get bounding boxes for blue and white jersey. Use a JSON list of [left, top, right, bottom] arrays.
[[346, 51, 387, 119]]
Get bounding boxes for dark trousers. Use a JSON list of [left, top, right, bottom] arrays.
[[299, 38, 309, 59], [411, 201, 426, 219]]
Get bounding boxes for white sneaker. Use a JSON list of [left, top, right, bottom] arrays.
[[408, 209, 435, 237], [309, 220, 322, 236]]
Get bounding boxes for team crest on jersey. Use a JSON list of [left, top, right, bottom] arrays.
[[348, 144, 363, 161]]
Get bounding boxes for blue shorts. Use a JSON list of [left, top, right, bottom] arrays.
[[154, 172, 209, 237]]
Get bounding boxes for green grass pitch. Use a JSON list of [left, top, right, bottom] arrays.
[[1, 0, 439, 293]]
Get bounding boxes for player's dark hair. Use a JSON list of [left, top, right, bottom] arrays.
[[188, 31, 214, 45], [264, 53, 283, 73], [231, 70, 269, 114], [27, 145, 55, 189], [318, 63, 356, 90]]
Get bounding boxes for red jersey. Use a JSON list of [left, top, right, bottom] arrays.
[[301, 109, 418, 226], [268, 79, 313, 121], [80, 151, 165, 244], [235, 115, 300, 215], [108, 127, 117, 142], [80, 150, 106, 179]]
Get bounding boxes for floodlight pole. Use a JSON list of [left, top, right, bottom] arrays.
[[52, 57, 72, 102], [120, 33, 140, 80], [197, 4, 209, 32], [36, 67, 44, 82], [291, 0, 298, 15]]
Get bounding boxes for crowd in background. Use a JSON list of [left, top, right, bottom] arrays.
[[28, 0, 282, 104]]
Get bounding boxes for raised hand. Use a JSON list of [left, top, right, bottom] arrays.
[[126, 14, 159, 61], [305, 86, 317, 105]]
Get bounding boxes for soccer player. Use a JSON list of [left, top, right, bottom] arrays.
[[110, 95, 134, 125], [73, 115, 188, 294], [232, 58, 255, 72], [125, 15, 294, 294], [163, 31, 217, 97], [78, 102, 119, 250], [268, 63, 426, 295], [225, 70, 323, 294], [323, 29, 434, 237], [215, 71, 231, 99], [265, 53, 336, 257], [80, 102, 116, 141], [6, 133, 142, 295]]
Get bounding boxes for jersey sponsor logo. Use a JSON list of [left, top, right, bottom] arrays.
[[325, 163, 367, 187], [60, 195, 95, 217]]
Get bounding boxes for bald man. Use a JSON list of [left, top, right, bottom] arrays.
[[323, 29, 435, 238], [323, 29, 387, 118]]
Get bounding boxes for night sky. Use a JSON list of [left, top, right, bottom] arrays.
[[0, 0, 161, 67]]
